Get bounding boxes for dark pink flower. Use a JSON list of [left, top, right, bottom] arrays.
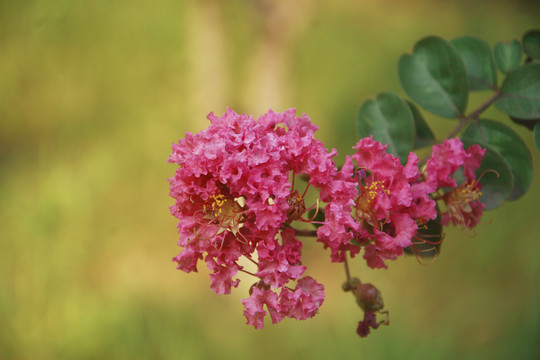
[[169, 109, 293, 292], [169, 108, 335, 327], [320, 136, 437, 269], [441, 179, 485, 229], [424, 138, 467, 190], [423, 139, 486, 229]]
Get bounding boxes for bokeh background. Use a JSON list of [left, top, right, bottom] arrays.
[[1, 0, 539, 359]]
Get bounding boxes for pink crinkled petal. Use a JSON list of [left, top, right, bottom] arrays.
[[208, 265, 240, 295], [463, 144, 486, 181], [241, 287, 282, 329], [279, 276, 325, 320], [172, 247, 202, 273]]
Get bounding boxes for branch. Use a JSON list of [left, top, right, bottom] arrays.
[[293, 229, 318, 237], [445, 90, 502, 139], [419, 90, 502, 166]]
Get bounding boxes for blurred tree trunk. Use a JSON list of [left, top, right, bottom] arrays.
[[185, 0, 317, 122], [243, 0, 317, 113], [185, 0, 229, 128]]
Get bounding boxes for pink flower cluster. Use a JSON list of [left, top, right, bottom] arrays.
[[318, 136, 486, 269], [168, 109, 486, 331], [168, 109, 334, 328], [318, 137, 438, 268]]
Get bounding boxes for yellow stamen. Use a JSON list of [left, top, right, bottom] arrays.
[[353, 180, 391, 230], [196, 188, 247, 242], [366, 181, 390, 203]]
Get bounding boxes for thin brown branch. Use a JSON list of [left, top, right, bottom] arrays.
[[238, 268, 259, 278], [419, 90, 502, 166], [292, 229, 318, 237], [445, 90, 502, 139]]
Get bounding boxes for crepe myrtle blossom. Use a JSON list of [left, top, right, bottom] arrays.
[[318, 136, 437, 269], [422, 138, 487, 230], [168, 108, 335, 327], [241, 275, 325, 329], [168, 108, 488, 336]]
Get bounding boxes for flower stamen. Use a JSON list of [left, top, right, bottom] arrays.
[[442, 180, 483, 230], [193, 186, 248, 248], [353, 179, 391, 230], [284, 174, 320, 226]]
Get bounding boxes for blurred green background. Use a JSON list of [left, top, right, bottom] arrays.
[[1, 0, 539, 359]]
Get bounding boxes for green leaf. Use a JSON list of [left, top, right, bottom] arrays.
[[461, 119, 532, 200], [493, 40, 522, 74], [398, 36, 469, 118], [522, 29, 540, 59], [407, 101, 435, 149], [494, 63, 540, 119], [451, 36, 498, 90], [461, 140, 514, 210], [404, 214, 443, 259], [357, 92, 415, 161], [534, 122, 540, 153]]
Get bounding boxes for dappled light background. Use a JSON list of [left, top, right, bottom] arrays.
[[1, 0, 539, 359]]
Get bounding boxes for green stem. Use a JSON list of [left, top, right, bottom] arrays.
[[419, 90, 502, 166]]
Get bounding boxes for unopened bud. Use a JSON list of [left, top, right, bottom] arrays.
[[352, 283, 384, 312]]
